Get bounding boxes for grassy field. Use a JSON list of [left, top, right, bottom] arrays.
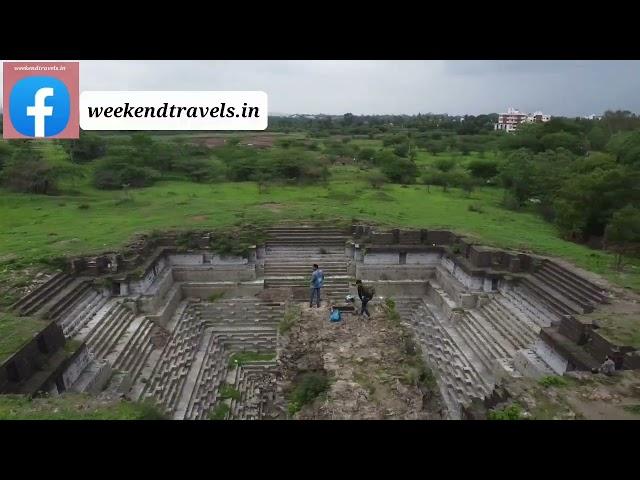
[[0, 394, 166, 419], [0, 313, 47, 363], [1, 166, 638, 291]]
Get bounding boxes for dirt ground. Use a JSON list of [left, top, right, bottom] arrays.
[[495, 369, 640, 420], [276, 302, 445, 420]]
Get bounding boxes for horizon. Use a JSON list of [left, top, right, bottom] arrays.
[[1, 60, 639, 118]]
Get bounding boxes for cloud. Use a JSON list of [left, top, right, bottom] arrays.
[[1, 60, 639, 116]]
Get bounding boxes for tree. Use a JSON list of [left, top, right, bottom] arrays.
[[1, 143, 80, 194], [93, 157, 160, 189], [540, 132, 587, 155], [0, 141, 12, 171], [64, 132, 107, 163], [467, 158, 499, 181], [367, 170, 388, 189], [604, 205, 640, 270], [379, 155, 418, 184], [587, 126, 609, 151], [358, 147, 376, 162], [433, 157, 455, 173], [393, 143, 411, 158]]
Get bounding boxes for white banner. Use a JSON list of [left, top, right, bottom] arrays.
[[79, 90, 268, 130]]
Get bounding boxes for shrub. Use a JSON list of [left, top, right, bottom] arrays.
[[218, 384, 241, 401], [488, 403, 525, 420], [93, 159, 160, 189], [288, 372, 329, 415], [380, 156, 418, 184], [467, 158, 500, 180], [77, 203, 90, 210], [538, 375, 569, 388], [209, 403, 230, 420], [434, 157, 456, 172], [501, 192, 521, 211], [208, 291, 225, 303], [366, 170, 388, 189], [279, 304, 301, 335]]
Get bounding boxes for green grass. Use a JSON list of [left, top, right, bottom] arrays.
[[228, 351, 276, 368], [0, 313, 47, 364], [279, 304, 301, 335], [218, 384, 241, 401], [623, 404, 640, 415], [488, 403, 526, 420], [588, 313, 640, 348], [2, 173, 636, 291], [207, 291, 225, 303], [0, 394, 167, 420], [208, 403, 230, 420], [287, 371, 329, 416], [538, 375, 570, 388]]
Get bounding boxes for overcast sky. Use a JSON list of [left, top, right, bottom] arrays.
[[3, 60, 639, 116]]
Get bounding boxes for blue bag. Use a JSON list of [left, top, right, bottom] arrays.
[[330, 309, 342, 322]]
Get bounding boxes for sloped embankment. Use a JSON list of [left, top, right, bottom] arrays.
[[278, 301, 445, 419]]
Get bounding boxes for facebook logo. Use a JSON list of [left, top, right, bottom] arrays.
[[9, 76, 71, 138]]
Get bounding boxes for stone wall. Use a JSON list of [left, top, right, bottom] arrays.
[[180, 281, 264, 300], [0, 321, 66, 394], [172, 265, 256, 282]]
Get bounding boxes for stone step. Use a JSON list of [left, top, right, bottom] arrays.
[[458, 312, 512, 367], [113, 319, 154, 372], [520, 277, 581, 316], [90, 307, 136, 360], [59, 290, 102, 337], [503, 289, 558, 327], [542, 261, 608, 302], [481, 301, 537, 349], [19, 275, 75, 315], [48, 282, 93, 321], [537, 264, 605, 306], [13, 272, 71, 315]]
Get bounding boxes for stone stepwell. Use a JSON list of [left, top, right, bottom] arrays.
[[4, 224, 632, 421]]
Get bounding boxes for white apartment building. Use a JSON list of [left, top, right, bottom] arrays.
[[495, 107, 550, 132]]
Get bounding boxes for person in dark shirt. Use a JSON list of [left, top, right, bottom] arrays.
[[355, 279, 374, 319]]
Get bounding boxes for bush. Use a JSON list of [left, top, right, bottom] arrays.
[[467, 158, 499, 180], [288, 372, 329, 415], [93, 159, 160, 189], [488, 403, 525, 420], [433, 157, 456, 172], [64, 133, 107, 163], [501, 192, 521, 211], [209, 403, 230, 420], [380, 156, 418, 184], [538, 375, 569, 388], [366, 170, 388, 189]]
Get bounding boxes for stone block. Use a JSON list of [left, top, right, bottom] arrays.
[[468, 246, 492, 268], [398, 230, 422, 244], [508, 256, 522, 273], [425, 230, 453, 245], [370, 231, 395, 244]]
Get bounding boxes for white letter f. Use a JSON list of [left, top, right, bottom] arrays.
[[26, 87, 54, 137]]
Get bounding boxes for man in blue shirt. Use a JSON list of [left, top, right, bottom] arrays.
[[310, 264, 324, 308]]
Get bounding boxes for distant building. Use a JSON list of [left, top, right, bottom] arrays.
[[495, 107, 550, 132], [583, 114, 602, 120]]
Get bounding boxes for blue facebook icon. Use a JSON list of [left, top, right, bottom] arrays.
[[9, 76, 71, 138]]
